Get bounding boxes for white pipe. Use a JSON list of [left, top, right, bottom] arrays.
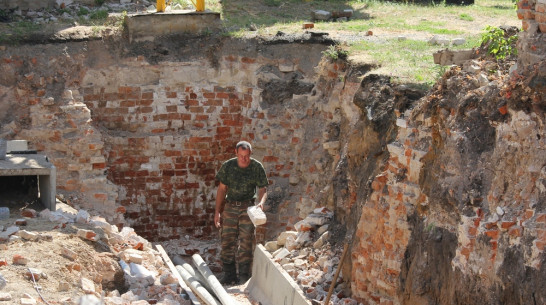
[[192, 254, 239, 305], [176, 257, 216, 296], [176, 265, 223, 305], [155, 245, 202, 305]]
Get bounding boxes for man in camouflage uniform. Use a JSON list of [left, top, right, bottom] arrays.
[[214, 141, 268, 285]]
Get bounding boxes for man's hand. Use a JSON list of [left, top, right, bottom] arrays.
[[214, 211, 221, 228]]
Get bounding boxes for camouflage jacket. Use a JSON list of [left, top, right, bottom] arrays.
[[216, 157, 268, 202]]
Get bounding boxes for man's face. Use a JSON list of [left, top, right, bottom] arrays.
[[235, 147, 251, 168]]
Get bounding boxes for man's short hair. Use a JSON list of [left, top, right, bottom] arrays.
[[236, 141, 252, 151]]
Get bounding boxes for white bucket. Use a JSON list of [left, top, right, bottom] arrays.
[[0, 139, 6, 160]]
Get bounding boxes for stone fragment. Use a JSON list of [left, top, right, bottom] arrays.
[[21, 209, 37, 218], [25, 268, 43, 281], [78, 294, 101, 304], [277, 231, 298, 246], [159, 272, 177, 285], [283, 263, 296, 271], [0, 292, 12, 301], [58, 281, 70, 291], [264, 240, 279, 252], [15, 219, 27, 226], [80, 277, 95, 294], [478, 73, 489, 86], [61, 247, 78, 261], [295, 231, 313, 247], [312, 10, 331, 21], [77, 229, 97, 241], [273, 248, 291, 260], [285, 235, 299, 251], [452, 38, 466, 45], [313, 231, 330, 249], [18, 230, 39, 241], [91, 219, 113, 233], [496, 207, 505, 216], [0, 274, 6, 289], [128, 253, 143, 264], [463, 60, 481, 74], [13, 254, 28, 265], [21, 297, 36, 305], [317, 224, 329, 235], [76, 210, 90, 224]]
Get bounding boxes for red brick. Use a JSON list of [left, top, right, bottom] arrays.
[[166, 105, 177, 112], [203, 92, 215, 98], [195, 114, 209, 121], [139, 99, 153, 106], [94, 193, 107, 200], [116, 206, 126, 213], [0, 260, 7, 267], [536, 12, 546, 23], [490, 240, 498, 251], [468, 226, 477, 237], [21, 209, 37, 218], [508, 226, 523, 237], [538, 213, 546, 223], [166, 91, 177, 98], [189, 106, 204, 113], [484, 222, 497, 230], [120, 100, 135, 107], [241, 57, 256, 64], [460, 247, 471, 259], [224, 55, 237, 62], [142, 92, 153, 99], [13, 255, 28, 265], [485, 229, 499, 240], [263, 156, 279, 162], [93, 163, 106, 169], [501, 221, 517, 230]]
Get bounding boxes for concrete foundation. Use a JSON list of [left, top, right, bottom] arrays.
[[125, 10, 222, 42], [0, 154, 56, 211], [248, 244, 311, 305]]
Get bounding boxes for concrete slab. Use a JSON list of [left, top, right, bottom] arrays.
[[248, 244, 311, 305], [7, 140, 29, 153], [0, 154, 56, 211], [125, 10, 222, 42], [433, 49, 477, 66]]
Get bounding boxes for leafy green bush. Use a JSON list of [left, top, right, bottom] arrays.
[[322, 45, 349, 61], [480, 25, 518, 60]]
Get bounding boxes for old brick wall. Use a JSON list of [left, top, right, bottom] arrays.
[[517, 0, 546, 69], [0, 39, 339, 242]]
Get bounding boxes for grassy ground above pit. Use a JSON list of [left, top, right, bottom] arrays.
[[206, 0, 520, 86]]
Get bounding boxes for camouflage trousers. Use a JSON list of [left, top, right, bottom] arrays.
[[220, 202, 255, 266]]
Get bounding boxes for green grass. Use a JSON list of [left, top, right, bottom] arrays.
[[349, 35, 481, 85], [459, 13, 474, 21]]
